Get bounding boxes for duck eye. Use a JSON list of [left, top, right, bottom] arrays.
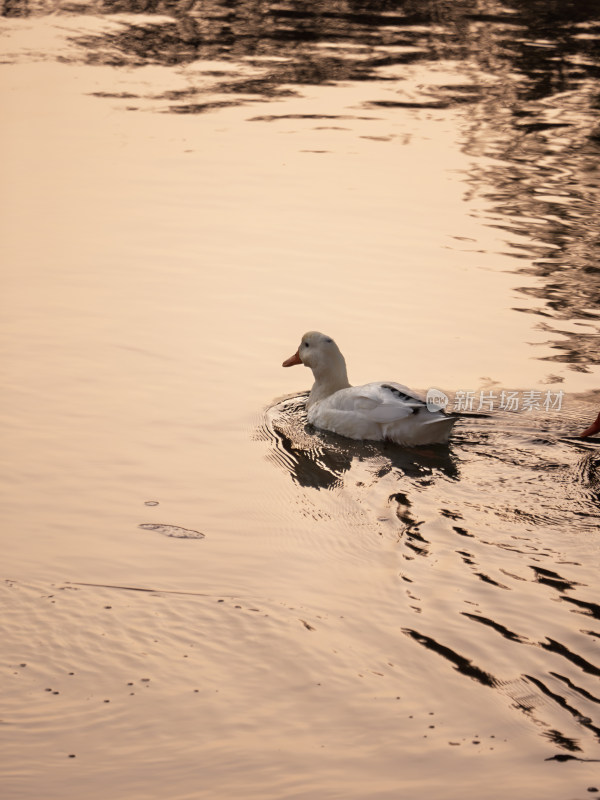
[[304, 342, 309, 348]]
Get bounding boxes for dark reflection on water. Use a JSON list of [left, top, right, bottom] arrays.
[[258, 392, 600, 753], [403, 627, 498, 687], [256, 392, 459, 490], [3, 0, 598, 372]]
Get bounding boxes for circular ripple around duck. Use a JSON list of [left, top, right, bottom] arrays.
[[138, 524, 205, 540]]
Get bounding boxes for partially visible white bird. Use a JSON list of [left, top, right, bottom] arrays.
[[282, 331, 456, 446]]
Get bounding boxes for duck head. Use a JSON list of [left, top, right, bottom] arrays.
[[282, 331, 351, 400], [282, 331, 337, 369]]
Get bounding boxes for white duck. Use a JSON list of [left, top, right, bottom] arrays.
[[282, 331, 456, 446]]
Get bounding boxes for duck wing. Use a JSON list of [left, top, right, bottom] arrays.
[[351, 382, 427, 423]]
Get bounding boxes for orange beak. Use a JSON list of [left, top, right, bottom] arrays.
[[282, 350, 302, 367], [581, 411, 600, 438]]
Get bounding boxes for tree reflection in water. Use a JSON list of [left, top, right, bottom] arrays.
[[3, 0, 598, 371]]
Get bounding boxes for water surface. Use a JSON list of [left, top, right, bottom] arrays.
[[1, 1, 600, 798]]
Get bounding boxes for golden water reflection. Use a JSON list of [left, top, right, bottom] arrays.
[[2, 2, 600, 799], [3, 0, 598, 373]]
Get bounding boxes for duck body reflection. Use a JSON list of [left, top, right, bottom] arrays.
[[258, 392, 459, 491]]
